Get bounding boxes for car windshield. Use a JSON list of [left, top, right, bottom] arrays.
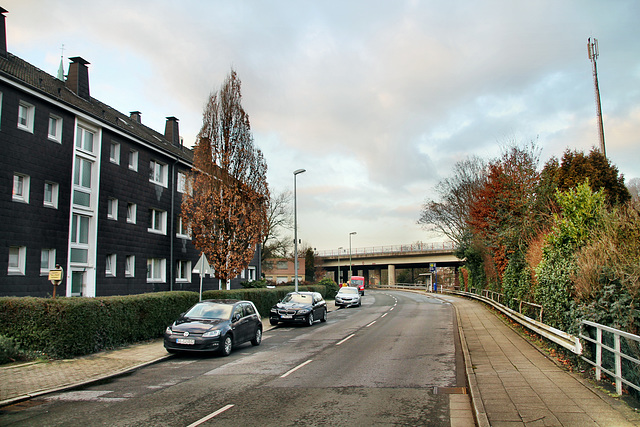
[[282, 293, 311, 304], [184, 303, 233, 320], [339, 287, 359, 295]]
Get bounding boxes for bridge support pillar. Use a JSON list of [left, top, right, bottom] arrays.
[[388, 265, 396, 287]]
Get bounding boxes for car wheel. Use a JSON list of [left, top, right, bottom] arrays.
[[306, 312, 314, 327], [358, 300, 362, 307], [219, 334, 233, 357], [269, 319, 279, 326], [320, 308, 327, 322], [251, 327, 262, 346]]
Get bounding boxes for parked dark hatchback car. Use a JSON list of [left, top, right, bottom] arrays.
[[269, 292, 327, 326], [164, 299, 262, 356]]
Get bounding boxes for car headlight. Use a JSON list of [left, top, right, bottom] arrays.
[[165, 327, 173, 334], [297, 309, 310, 315], [203, 330, 221, 338]]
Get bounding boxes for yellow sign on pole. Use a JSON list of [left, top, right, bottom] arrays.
[[49, 269, 63, 281]]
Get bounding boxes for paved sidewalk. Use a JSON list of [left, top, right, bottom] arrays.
[[446, 294, 640, 426]]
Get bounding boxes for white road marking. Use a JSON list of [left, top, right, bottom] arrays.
[[336, 334, 355, 345], [366, 321, 376, 327], [186, 404, 235, 427], [280, 359, 313, 378], [381, 313, 388, 318]]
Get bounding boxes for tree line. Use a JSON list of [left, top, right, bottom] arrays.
[[419, 143, 639, 335]]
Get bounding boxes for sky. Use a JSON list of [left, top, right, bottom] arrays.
[[5, 1, 640, 252]]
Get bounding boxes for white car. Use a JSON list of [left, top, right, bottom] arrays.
[[335, 286, 362, 308]]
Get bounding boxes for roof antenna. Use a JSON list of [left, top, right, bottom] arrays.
[[57, 44, 65, 81]]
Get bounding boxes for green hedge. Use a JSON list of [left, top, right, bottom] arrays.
[[0, 285, 330, 360]]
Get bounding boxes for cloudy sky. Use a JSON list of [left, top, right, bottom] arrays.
[[5, 1, 640, 252]]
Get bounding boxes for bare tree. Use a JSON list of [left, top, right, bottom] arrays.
[[627, 177, 640, 202], [418, 156, 487, 245], [261, 189, 293, 265], [182, 69, 269, 288]]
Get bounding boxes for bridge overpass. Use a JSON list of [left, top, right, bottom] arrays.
[[315, 242, 464, 287]]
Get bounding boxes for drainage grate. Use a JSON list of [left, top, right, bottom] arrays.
[[433, 386, 468, 395]]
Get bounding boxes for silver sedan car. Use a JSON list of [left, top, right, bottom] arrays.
[[335, 286, 362, 308]]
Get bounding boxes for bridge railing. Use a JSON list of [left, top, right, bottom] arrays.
[[316, 241, 456, 257]]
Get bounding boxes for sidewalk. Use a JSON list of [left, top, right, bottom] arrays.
[[447, 294, 640, 426], [2, 295, 640, 426]]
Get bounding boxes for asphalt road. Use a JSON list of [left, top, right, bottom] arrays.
[[2, 290, 466, 426]]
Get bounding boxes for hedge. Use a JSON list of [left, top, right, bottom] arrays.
[[0, 285, 331, 359]]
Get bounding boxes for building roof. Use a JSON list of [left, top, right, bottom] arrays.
[[0, 51, 193, 163]]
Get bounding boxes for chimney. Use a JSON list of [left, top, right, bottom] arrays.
[[67, 57, 90, 100], [164, 116, 181, 147], [0, 7, 8, 58], [130, 111, 142, 124]]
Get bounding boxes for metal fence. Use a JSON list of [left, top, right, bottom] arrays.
[[580, 320, 640, 395], [316, 241, 456, 257]]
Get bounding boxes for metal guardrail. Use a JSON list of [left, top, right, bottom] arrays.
[[377, 283, 429, 290], [445, 289, 582, 355], [580, 320, 640, 395], [316, 241, 456, 257]]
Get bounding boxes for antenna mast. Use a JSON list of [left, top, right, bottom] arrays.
[[587, 37, 606, 158]]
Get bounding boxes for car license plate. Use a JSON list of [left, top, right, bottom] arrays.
[[176, 338, 195, 345], [281, 315, 293, 319]]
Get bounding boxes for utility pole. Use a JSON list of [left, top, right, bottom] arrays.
[[587, 37, 606, 158]]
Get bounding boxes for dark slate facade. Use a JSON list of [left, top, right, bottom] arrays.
[[0, 8, 260, 297]]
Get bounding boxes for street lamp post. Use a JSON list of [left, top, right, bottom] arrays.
[[293, 168, 306, 292], [337, 246, 343, 284], [349, 231, 357, 280]]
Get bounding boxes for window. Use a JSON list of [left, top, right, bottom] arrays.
[[277, 261, 288, 270], [126, 203, 137, 224], [8, 246, 26, 275], [70, 214, 90, 263], [12, 173, 30, 203], [44, 181, 59, 209], [76, 125, 95, 153], [176, 216, 190, 239], [176, 260, 191, 282], [247, 266, 256, 282], [40, 249, 56, 275], [147, 258, 166, 282], [73, 156, 92, 208], [128, 150, 138, 172], [109, 142, 120, 164], [177, 172, 186, 193], [148, 209, 166, 234], [17, 101, 35, 132], [105, 254, 116, 277], [149, 160, 167, 186], [48, 114, 62, 142], [107, 198, 118, 220], [125, 255, 135, 277]]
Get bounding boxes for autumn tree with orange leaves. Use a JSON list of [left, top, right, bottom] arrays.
[[182, 70, 269, 289]]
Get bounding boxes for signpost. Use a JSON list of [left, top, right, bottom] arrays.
[[192, 254, 213, 301], [48, 264, 64, 298], [429, 263, 437, 293]]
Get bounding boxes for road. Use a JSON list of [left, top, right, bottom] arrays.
[[2, 290, 469, 426]]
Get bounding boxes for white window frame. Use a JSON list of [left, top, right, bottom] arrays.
[[43, 181, 59, 209], [73, 155, 93, 208], [176, 216, 191, 239], [176, 260, 191, 283], [109, 141, 120, 164], [149, 160, 168, 187], [148, 208, 167, 235], [107, 198, 118, 220], [8, 246, 26, 275], [248, 266, 257, 282], [70, 214, 90, 264], [177, 172, 186, 193], [125, 255, 135, 277], [17, 101, 35, 133], [12, 173, 30, 203], [48, 114, 63, 143], [126, 203, 137, 224], [147, 258, 166, 283], [40, 248, 56, 275], [128, 150, 138, 172], [105, 254, 116, 277], [75, 124, 95, 154]]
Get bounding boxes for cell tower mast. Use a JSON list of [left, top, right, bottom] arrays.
[[587, 37, 606, 158]]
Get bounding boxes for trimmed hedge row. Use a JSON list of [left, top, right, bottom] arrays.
[[0, 285, 330, 359]]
